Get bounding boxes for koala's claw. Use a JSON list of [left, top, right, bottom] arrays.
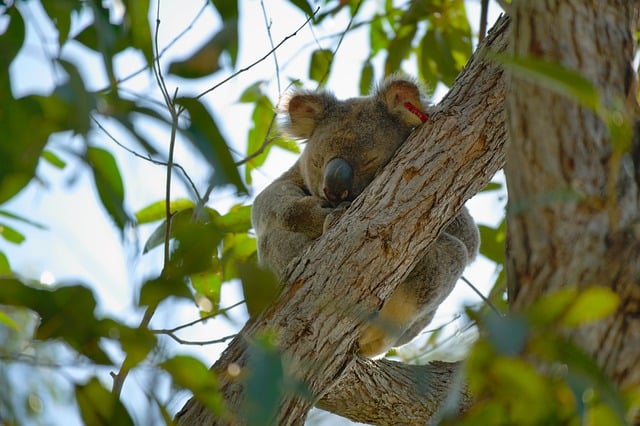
[[323, 201, 351, 233]]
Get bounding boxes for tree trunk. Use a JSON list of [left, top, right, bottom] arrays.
[[505, 0, 640, 404], [176, 14, 510, 426]]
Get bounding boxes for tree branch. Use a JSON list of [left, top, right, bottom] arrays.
[[176, 14, 511, 426]]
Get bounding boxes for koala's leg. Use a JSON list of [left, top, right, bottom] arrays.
[[358, 284, 420, 357], [392, 231, 469, 347]]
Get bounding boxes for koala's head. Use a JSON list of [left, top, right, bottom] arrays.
[[283, 77, 428, 205]]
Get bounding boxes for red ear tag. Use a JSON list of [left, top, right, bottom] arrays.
[[403, 102, 429, 123]]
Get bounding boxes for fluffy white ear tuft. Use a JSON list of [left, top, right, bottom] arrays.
[[378, 77, 428, 127], [284, 92, 335, 139]]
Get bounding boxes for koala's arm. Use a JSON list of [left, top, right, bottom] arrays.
[[252, 165, 334, 278]]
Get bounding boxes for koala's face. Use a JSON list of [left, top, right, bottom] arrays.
[[285, 77, 428, 205]]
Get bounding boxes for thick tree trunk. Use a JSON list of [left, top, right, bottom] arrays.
[[176, 15, 510, 426], [505, 0, 640, 401]]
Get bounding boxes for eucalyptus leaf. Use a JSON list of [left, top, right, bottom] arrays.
[[86, 147, 128, 231], [76, 378, 134, 426]]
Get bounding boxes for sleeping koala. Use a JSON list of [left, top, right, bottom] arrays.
[[251, 76, 479, 357]]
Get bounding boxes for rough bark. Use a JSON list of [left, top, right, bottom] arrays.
[[176, 14, 510, 426], [505, 0, 640, 399]]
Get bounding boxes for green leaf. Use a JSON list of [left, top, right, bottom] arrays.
[[478, 220, 506, 264], [221, 233, 256, 281], [0, 223, 25, 244], [52, 60, 95, 134], [0, 6, 26, 67], [117, 326, 157, 370], [139, 275, 192, 308], [309, 49, 334, 85], [161, 355, 226, 417], [41, 0, 83, 46], [562, 286, 620, 327], [190, 270, 222, 311], [178, 97, 246, 194], [496, 55, 601, 112], [168, 21, 238, 78], [480, 181, 503, 192], [122, 0, 153, 64], [0, 210, 46, 230], [527, 288, 578, 327], [369, 18, 387, 57], [359, 60, 374, 95], [385, 25, 416, 76], [76, 378, 134, 426], [0, 309, 18, 329], [287, 0, 314, 17], [135, 198, 195, 224], [86, 147, 128, 231], [0, 251, 10, 276], [244, 94, 277, 184], [211, 0, 238, 21], [168, 220, 222, 277], [213, 204, 253, 234], [242, 334, 285, 425], [0, 279, 112, 364], [239, 262, 280, 318], [41, 150, 67, 169]]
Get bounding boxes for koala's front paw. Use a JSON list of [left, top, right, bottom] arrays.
[[322, 201, 351, 233]]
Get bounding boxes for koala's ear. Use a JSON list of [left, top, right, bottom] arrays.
[[378, 77, 428, 127], [284, 92, 335, 139]]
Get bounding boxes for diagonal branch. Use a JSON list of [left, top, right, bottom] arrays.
[[176, 14, 510, 426]]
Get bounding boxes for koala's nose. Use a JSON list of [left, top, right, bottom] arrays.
[[323, 157, 353, 204]]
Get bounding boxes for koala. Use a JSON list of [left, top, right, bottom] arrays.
[[251, 76, 479, 358]]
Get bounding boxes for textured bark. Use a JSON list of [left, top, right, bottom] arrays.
[[176, 15, 510, 426], [505, 0, 640, 399], [315, 359, 470, 425]]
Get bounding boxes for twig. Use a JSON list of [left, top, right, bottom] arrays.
[[158, 300, 245, 335], [260, 0, 281, 95], [194, 8, 319, 101], [314, 0, 363, 89], [90, 115, 201, 200], [479, 0, 489, 43], [152, 330, 237, 346], [460, 275, 503, 317], [93, 1, 209, 94]]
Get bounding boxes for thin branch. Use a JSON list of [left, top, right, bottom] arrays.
[[93, 0, 210, 94], [158, 300, 245, 335], [90, 115, 201, 200], [314, 0, 363, 89], [194, 8, 319, 101], [461, 275, 503, 316], [152, 330, 237, 346], [260, 0, 281, 95], [479, 0, 489, 43], [234, 125, 278, 167]]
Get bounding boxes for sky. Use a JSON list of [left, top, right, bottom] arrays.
[[1, 0, 504, 424]]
